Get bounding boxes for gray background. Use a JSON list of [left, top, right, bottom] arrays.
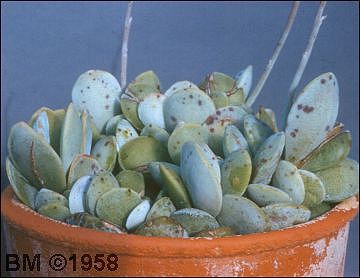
[[1, 1, 358, 276]]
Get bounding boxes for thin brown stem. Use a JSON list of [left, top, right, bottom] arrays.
[[120, 1, 134, 90], [246, 1, 300, 107], [288, 1, 327, 100]]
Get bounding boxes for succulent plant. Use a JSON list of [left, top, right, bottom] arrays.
[[5, 66, 359, 239], [4, 0, 359, 244]]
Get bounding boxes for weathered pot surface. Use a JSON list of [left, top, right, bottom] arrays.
[[1, 186, 358, 277]]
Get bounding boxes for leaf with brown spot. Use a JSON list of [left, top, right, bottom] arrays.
[[202, 106, 248, 155], [72, 70, 121, 132], [91, 136, 118, 172], [285, 72, 339, 164]]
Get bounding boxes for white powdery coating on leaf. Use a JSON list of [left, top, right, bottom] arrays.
[[72, 70, 121, 131], [69, 175, 92, 214], [285, 73, 339, 163], [138, 93, 166, 129], [126, 199, 151, 230], [164, 81, 200, 97]]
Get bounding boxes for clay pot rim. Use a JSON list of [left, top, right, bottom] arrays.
[[1, 186, 358, 258]]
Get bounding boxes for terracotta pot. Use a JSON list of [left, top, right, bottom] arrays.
[[1, 186, 358, 277]]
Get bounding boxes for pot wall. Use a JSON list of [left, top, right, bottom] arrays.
[[2, 186, 359, 277]]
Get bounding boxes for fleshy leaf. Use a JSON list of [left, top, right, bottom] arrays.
[[217, 195, 269, 234], [163, 89, 216, 132], [235, 65, 253, 99], [72, 70, 121, 132], [138, 93, 166, 128], [180, 142, 222, 216], [6, 157, 38, 209], [285, 72, 339, 164], [315, 158, 359, 203], [118, 136, 171, 170], [8, 122, 66, 193]]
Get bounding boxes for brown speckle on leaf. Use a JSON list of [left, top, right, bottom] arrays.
[[297, 104, 303, 110], [216, 110, 221, 115], [296, 115, 300, 119], [261, 158, 267, 164], [290, 171, 295, 175], [290, 132, 296, 138], [87, 86, 90, 89], [321, 79, 326, 84], [294, 129, 299, 133], [100, 177, 104, 182], [325, 125, 330, 131], [303, 105, 314, 113], [205, 116, 214, 125], [171, 116, 177, 122], [329, 74, 333, 80], [96, 154, 101, 158], [105, 94, 109, 99], [189, 95, 193, 99], [105, 141, 110, 146], [82, 100, 86, 104], [198, 100, 202, 106], [105, 105, 109, 110], [210, 128, 215, 133], [229, 107, 234, 111]]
